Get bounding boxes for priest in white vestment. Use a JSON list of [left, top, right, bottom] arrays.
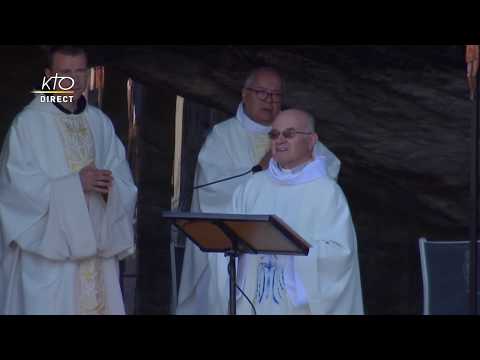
[[176, 67, 342, 314], [0, 46, 137, 315], [229, 109, 363, 315]]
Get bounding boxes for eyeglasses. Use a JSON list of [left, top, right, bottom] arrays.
[[268, 128, 313, 140], [245, 87, 282, 103]]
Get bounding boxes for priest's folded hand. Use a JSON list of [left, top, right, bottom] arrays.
[[79, 162, 114, 194]]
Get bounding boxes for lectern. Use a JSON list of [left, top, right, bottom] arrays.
[[162, 212, 311, 315]]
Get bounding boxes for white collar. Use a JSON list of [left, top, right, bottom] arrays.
[[278, 162, 309, 175], [236, 103, 271, 135], [268, 153, 327, 185]]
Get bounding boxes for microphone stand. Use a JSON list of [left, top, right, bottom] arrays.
[[193, 165, 263, 190]]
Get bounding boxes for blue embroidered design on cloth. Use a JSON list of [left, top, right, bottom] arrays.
[[256, 255, 286, 305]]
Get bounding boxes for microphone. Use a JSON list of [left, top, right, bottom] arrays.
[[193, 165, 263, 190]]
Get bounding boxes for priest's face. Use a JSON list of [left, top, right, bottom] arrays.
[[241, 70, 283, 126], [270, 110, 318, 169], [45, 52, 88, 103]]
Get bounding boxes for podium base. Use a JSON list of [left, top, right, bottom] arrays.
[[226, 251, 238, 315]]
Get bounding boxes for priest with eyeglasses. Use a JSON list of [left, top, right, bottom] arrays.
[[229, 109, 364, 315]]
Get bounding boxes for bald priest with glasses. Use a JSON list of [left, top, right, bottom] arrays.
[[176, 67, 342, 315], [229, 109, 364, 315]]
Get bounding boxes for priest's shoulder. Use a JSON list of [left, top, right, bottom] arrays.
[[210, 116, 239, 136], [9, 99, 47, 130], [311, 176, 349, 203], [86, 104, 111, 122], [244, 170, 270, 188], [313, 175, 342, 191], [85, 104, 116, 129], [201, 116, 238, 149], [234, 170, 268, 198]]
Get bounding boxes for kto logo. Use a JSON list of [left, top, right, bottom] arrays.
[[32, 73, 75, 103]]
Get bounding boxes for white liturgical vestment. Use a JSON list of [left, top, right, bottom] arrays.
[[231, 157, 364, 315], [0, 96, 137, 315]]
